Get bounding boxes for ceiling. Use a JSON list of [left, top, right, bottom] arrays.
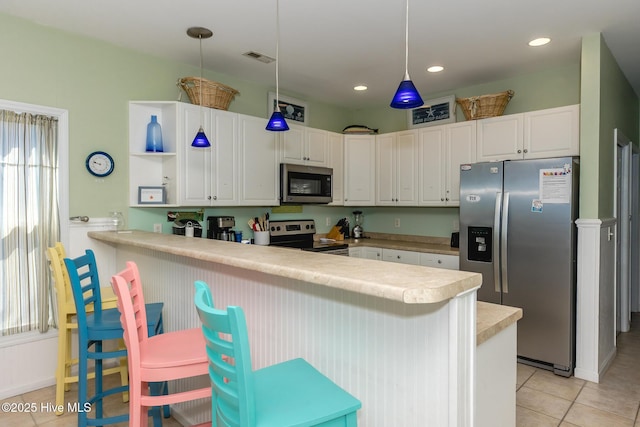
[[2, 0, 639, 109]]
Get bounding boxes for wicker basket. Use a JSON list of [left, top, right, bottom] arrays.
[[177, 77, 239, 110], [456, 90, 514, 120]]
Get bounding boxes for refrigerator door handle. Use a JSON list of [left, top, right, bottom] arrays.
[[493, 192, 502, 293], [501, 192, 510, 294]]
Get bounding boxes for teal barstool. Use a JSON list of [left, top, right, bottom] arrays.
[[65, 249, 167, 427], [193, 280, 362, 426]]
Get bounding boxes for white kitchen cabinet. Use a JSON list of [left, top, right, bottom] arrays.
[[129, 102, 178, 207], [179, 103, 238, 206], [477, 104, 579, 161], [382, 248, 421, 265], [419, 121, 476, 206], [237, 114, 279, 206], [420, 253, 459, 270], [349, 246, 381, 259], [344, 134, 376, 206], [524, 104, 579, 159], [280, 124, 328, 166], [476, 114, 524, 162], [348, 247, 362, 258], [363, 247, 382, 260], [327, 131, 344, 205], [376, 130, 418, 206]]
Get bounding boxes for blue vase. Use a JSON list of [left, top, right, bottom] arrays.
[[145, 115, 164, 152]]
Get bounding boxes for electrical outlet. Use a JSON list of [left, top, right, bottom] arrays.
[[394, 218, 400, 228], [325, 217, 331, 226], [452, 219, 459, 232], [153, 223, 162, 233]]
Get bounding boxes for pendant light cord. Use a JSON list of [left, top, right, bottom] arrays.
[[404, 0, 410, 81], [199, 35, 204, 126], [275, 0, 281, 112]]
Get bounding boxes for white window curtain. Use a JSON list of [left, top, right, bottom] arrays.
[[0, 109, 59, 336]]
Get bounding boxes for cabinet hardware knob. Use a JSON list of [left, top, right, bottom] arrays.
[[517, 149, 522, 153], [441, 198, 445, 201], [445, 198, 449, 201], [207, 196, 212, 200], [523, 149, 528, 153], [437, 259, 442, 264], [213, 196, 217, 200], [397, 255, 401, 259]]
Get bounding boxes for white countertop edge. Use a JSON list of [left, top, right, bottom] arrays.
[[89, 230, 482, 304]]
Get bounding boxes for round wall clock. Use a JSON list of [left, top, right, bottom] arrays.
[[85, 151, 114, 177]]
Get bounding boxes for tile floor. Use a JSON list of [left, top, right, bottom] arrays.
[[1, 315, 639, 427], [517, 313, 640, 427]]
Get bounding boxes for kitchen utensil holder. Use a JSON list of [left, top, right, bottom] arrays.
[[253, 231, 270, 246]]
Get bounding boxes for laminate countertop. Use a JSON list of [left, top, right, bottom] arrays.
[[89, 230, 479, 305], [342, 232, 459, 256]]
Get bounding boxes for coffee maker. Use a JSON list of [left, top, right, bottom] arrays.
[[207, 216, 236, 241]]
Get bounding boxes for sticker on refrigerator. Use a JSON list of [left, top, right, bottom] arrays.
[[539, 166, 571, 203], [531, 199, 543, 212], [466, 194, 481, 203]]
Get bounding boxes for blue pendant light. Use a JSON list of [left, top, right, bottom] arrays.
[[191, 127, 210, 148], [188, 27, 213, 147], [390, 0, 423, 109], [266, 0, 289, 131]]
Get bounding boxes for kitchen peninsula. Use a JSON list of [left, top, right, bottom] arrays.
[[90, 230, 515, 426]]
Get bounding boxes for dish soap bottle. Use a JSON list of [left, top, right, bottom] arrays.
[[145, 115, 164, 152]]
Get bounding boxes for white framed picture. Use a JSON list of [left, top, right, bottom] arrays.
[[138, 186, 166, 204], [268, 92, 308, 126], [408, 95, 456, 129]]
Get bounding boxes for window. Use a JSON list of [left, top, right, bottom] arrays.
[[0, 99, 69, 336]]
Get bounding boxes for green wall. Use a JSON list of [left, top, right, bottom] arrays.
[[350, 62, 581, 134], [579, 34, 639, 219]]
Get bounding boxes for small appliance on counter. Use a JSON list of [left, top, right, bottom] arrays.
[[352, 211, 364, 238], [172, 219, 202, 237], [207, 216, 236, 241]]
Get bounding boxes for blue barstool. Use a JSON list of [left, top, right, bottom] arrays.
[[65, 249, 168, 427]]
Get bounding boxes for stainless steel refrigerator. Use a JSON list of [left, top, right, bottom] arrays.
[[459, 157, 579, 376]]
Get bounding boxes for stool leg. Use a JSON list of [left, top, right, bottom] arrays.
[[118, 339, 129, 402], [77, 339, 88, 427], [55, 323, 68, 415], [95, 341, 104, 420]]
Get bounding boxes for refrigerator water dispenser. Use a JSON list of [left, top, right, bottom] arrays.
[[467, 226, 492, 262]]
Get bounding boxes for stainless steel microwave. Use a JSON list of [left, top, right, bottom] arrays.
[[280, 163, 333, 204]]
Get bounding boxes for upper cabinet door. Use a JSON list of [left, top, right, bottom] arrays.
[[476, 114, 524, 162], [375, 133, 396, 205], [327, 131, 344, 205], [395, 130, 419, 205], [210, 109, 238, 205], [445, 121, 476, 206], [280, 124, 328, 166], [179, 103, 212, 206], [305, 127, 328, 165], [344, 134, 375, 205], [418, 126, 446, 206], [237, 114, 279, 206], [524, 104, 579, 159]]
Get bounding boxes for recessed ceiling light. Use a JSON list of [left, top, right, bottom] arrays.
[[528, 37, 551, 47], [354, 85, 368, 91], [427, 65, 444, 73]]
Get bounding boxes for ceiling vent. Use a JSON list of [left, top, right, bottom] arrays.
[[243, 51, 275, 64]]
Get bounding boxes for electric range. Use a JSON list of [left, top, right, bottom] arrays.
[[268, 219, 349, 256]]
